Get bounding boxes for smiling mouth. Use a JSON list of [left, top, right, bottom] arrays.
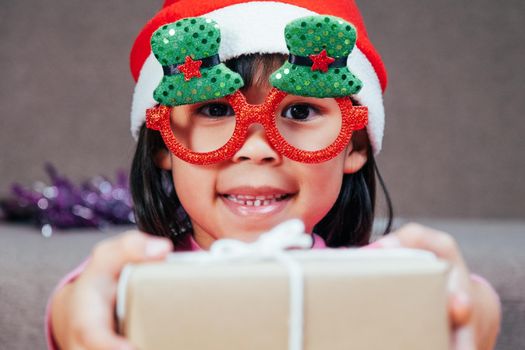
[[221, 193, 293, 207]]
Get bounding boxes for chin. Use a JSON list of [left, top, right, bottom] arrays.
[[220, 223, 280, 241]]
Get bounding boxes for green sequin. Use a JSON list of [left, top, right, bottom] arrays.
[[270, 15, 362, 97], [151, 17, 244, 106]]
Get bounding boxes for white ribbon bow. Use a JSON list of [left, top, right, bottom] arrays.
[[207, 219, 311, 350], [209, 218, 313, 258]]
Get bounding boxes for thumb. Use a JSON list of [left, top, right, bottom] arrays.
[[447, 266, 473, 328], [449, 291, 473, 328], [87, 231, 173, 278]]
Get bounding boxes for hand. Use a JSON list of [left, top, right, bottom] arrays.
[[50, 231, 173, 350], [372, 223, 501, 350]]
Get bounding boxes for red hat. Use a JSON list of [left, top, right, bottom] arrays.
[[129, 0, 388, 154]]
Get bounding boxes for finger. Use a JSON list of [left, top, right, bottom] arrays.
[[74, 326, 135, 350], [448, 291, 473, 328], [74, 334, 135, 350], [445, 266, 475, 329], [87, 231, 173, 278], [379, 223, 467, 267], [377, 224, 471, 289], [398, 225, 471, 287], [451, 325, 476, 350]]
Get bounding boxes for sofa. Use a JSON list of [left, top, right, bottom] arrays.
[[0, 219, 523, 349]]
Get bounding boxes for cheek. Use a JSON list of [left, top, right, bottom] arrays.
[[305, 165, 343, 194], [170, 160, 216, 213], [297, 157, 346, 229], [304, 152, 347, 191]]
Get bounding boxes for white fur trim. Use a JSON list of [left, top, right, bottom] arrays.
[[130, 55, 163, 138], [130, 2, 385, 154], [348, 50, 384, 154]]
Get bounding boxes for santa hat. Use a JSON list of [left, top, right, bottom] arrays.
[[129, 0, 388, 154]]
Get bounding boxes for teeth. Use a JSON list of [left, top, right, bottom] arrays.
[[225, 194, 289, 206]]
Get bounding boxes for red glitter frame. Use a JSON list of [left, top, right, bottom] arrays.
[[146, 88, 368, 165]]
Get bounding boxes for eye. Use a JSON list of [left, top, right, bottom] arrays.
[[281, 104, 320, 121], [197, 102, 234, 118]]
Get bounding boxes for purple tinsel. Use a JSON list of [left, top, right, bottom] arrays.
[[0, 163, 135, 236]]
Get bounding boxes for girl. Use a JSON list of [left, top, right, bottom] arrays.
[[47, 1, 501, 349]]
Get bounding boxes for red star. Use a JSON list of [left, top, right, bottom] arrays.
[[309, 49, 335, 73], [178, 56, 203, 81]]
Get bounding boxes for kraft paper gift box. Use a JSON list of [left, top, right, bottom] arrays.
[[117, 247, 450, 350]]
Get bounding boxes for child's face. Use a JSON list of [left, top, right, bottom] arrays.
[[156, 81, 368, 249]]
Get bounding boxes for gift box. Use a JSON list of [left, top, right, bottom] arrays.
[[117, 246, 450, 350]]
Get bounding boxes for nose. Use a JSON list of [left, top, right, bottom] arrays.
[[232, 123, 282, 165]]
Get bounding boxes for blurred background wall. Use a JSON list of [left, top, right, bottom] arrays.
[[1, 0, 524, 219]]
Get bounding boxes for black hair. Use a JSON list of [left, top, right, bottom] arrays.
[[130, 54, 393, 248]]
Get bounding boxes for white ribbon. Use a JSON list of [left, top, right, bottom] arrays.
[[170, 218, 312, 350], [209, 219, 312, 350], [209, 218, 313, 257]]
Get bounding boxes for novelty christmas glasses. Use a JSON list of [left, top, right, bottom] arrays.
[[146, 88, 367, 164], [146, 15, 368, 165]]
